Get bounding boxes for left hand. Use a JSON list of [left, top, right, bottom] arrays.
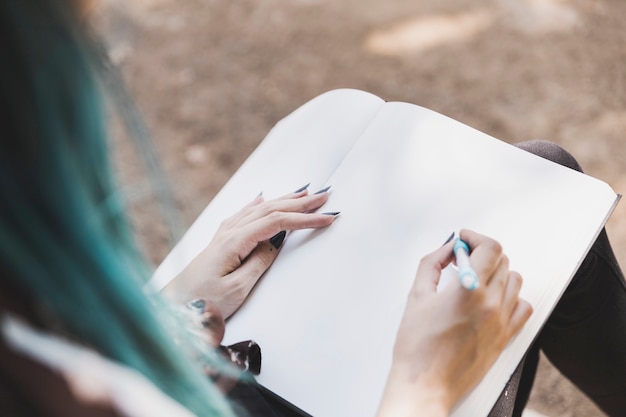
[[163, 186, 338, 318]]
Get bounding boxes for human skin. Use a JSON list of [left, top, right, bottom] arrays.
[[168, 189, 532, 415], [164, 187, 338, 319], [376, 229, 533, 417]]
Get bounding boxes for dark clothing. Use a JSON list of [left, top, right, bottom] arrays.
[[488, 141, 626, 416]]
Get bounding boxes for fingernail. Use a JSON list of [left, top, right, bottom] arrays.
[[322, 211, 340, 216], [186, 298, 206, 313], [442, 231, 455, 246], [314, 185, 331, 195], [270, 230, 287, 249], [294, 183, 311, 193], [250, 191, 263, 202]]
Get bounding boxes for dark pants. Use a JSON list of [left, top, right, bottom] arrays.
[[489, 140, 626, 417]]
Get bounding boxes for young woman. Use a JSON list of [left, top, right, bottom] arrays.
[[0, 1, 623, 416]]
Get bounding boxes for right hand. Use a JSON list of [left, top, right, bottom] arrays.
[[377, 229, 533, 417]]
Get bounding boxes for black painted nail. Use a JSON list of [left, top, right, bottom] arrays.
[[322, 212, 341, 216], [270, 230, 287, 249], [442, 231, 455, 246], [314, 186, 331, 195], [294, 183, 311, 193], [186, 298, 206, 313]]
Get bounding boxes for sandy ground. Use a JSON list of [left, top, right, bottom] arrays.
[[96, 0, 626, 415]]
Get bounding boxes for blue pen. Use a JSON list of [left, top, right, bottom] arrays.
[[453, 238, 480, 290]]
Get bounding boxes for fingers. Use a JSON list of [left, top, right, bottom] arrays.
[[213, 206, 338, 318], [459, 228, 516, 300], [458, 229, 502, 288], [228, 241, 279, 296], [459, 229, 532, 336], [220, 238, 299, 318], [253, 191, 330, 218], [459, 229, 507, 288], [245, 192, 265, 208], [500, 271, 522, 318], [501, 272, 533, 333], [217, 187, 338, 272], [228, 186, 332, 230], [412, 240, 455, 296], [220, 193, 266, 228], [508, 298, 533, 336], [234, 211, 338, 256]]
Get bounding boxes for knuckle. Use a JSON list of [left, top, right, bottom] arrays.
[[418, 256, 431, 269], [218, 217, 233, 230], [480, 299, 500, 320], [418, 252, 437, 268], [303, 193, 326, 209], [267, 210, 284, 224], [484, 239, 503, 255], [416, 259, 434, 277]]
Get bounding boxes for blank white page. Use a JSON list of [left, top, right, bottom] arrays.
[[153, 89, 619, 417]]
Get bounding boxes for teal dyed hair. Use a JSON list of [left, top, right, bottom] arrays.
[[0, 1, 234, 415]]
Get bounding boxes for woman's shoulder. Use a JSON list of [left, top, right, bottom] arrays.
[[0, 314, 197, 417]]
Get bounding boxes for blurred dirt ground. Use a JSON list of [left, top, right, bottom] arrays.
[[95, 0, 626, 416]]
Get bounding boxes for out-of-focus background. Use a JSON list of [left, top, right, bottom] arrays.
[[95, 1, 625, 416]]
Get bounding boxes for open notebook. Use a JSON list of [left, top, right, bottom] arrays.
[[151, 89, 620, 417]]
